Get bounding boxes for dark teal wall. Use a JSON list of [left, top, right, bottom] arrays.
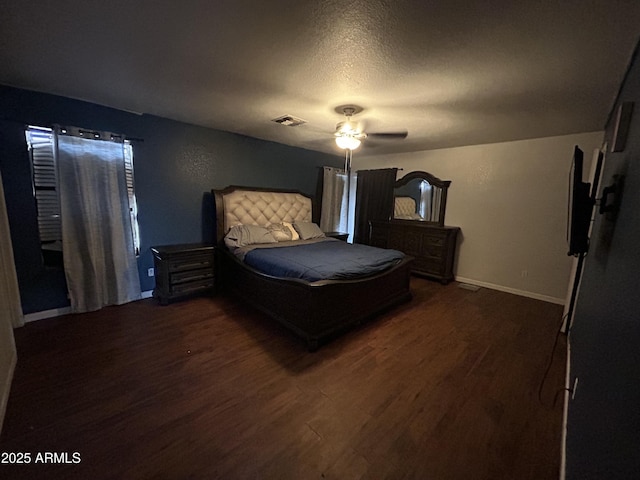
[[0, 85, 341, 312], [567, 44, 640, 478]]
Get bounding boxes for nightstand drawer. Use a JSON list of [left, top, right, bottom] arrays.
[[168, 255, 213, 272], [170, 268, 214, 284], [170, 279, 215, 296]]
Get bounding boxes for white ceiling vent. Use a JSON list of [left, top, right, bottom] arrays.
[[271, 114, 307, 127]]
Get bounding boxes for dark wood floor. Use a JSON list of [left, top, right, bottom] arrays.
[[1, 277, 566, 480]]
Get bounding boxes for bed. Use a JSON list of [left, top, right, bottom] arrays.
[[213, 185, 413, 351]]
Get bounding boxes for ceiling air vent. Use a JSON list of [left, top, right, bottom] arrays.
[[271, 114, 307, 127]]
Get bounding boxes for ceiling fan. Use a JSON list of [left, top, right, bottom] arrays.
[[333, 105, 408, 151]]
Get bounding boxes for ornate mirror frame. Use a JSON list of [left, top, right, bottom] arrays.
[[393, 170, 451, 226]]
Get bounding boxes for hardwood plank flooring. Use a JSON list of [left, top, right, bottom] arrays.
[[0, 277, 566, 479]]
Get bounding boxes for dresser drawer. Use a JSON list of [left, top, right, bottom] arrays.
[[423, 234, 445, 247], [412, 257, 443, 276], [421, 243, 444, 260]]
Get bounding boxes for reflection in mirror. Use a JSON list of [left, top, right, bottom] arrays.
[[394, 179, 443, 223], [393, 171, 450, 226]]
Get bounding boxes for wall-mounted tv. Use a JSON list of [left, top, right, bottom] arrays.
[[567, 146, 602, 256]]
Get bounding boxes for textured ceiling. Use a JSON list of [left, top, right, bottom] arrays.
[[1, 1, 639, 157]]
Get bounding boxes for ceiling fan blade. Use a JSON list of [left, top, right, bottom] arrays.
[[367, 131, 408, 140]]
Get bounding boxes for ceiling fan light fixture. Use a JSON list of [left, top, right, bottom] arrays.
[[330, 103, 405, 151], [337, 120, 357, 135], [335, 135, 361, 150]]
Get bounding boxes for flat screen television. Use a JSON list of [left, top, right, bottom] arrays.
[[567, 146, 601, 256]]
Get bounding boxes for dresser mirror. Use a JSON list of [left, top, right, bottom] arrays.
[[393, 171, 451, 226]]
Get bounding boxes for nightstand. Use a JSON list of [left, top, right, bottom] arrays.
[[324, 231, 349, 241], [151, 243, 215, 305]]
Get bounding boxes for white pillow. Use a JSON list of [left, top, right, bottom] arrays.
[[224, 224, 277, 248], [282, 221, 300, 240], [267, 223, 293, 242]]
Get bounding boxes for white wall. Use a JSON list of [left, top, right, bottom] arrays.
[[353, 131, 604, 303]]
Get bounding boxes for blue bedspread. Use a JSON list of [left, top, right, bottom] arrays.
[[243, 239, 405, 282]]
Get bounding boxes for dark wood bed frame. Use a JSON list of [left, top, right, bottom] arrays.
[[213, 185, 413, 351]]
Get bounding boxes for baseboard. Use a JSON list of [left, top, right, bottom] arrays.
[[454, 276, 565, 305], [24, 291, 154, 323], [0, 346, 17, 436], [24, 306, 72, 323]]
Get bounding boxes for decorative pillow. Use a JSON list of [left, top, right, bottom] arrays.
[[267, 223, 293, 242], [282, 221, 299, 240], [224, 224, 277, 248], [293, 222, 325, 240]]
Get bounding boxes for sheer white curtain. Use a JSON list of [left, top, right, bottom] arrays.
[[0, 170, 21, 435], [432, 187, 442, 221], [320, 166, 348, 233], [0, 171, 23, 328], [56, 132, 141, 313], [419, 181, 432, 220]]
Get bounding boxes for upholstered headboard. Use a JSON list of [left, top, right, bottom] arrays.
[[394, 196, 417, 217], [213, 186, 313, 244]]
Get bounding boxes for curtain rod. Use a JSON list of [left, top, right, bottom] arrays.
[[0, 118, 145, 143], [55, 125, 144, 143]]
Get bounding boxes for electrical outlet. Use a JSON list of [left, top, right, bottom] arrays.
[[521, 270, 528, 278], [148, 268, 155, 277]]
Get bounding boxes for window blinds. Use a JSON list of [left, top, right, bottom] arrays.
[[26, 127, 61, 244], [123, 141, 140, 255]]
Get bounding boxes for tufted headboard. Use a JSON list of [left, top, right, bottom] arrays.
[[212, 186, 314, 244], [394, 196, 417, 217]]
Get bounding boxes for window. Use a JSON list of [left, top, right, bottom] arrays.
[[123, 140, 141, 255], [26, 126, 60, 247], [25, 126, 141, 256]]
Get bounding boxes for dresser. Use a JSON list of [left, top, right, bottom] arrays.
[[369, 221, 459, 284], [151, 243, 215, 304]]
